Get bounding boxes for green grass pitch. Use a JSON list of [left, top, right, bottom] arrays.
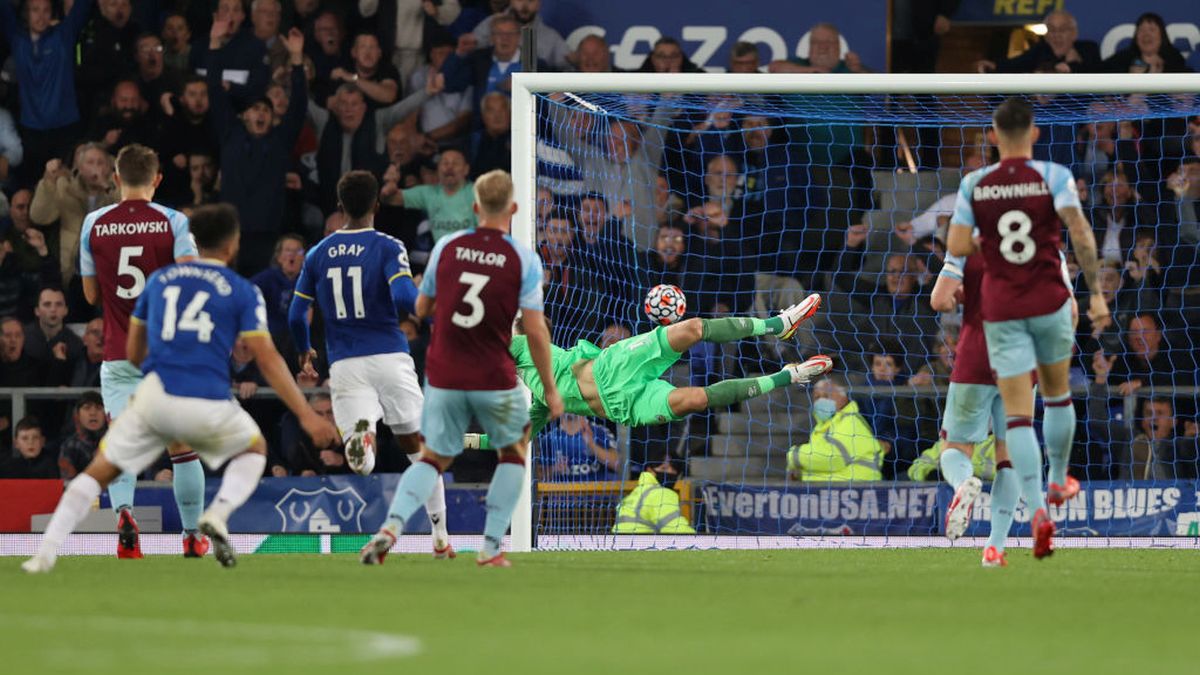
[[1, 549, 1196, 674]]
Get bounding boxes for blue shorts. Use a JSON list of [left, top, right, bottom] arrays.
[[941, 382, 1006, 445], [100, 360, 143, 419], [982, 299, 1074, 379], [421, 384, 529, 458]]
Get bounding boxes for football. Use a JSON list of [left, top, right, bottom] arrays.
[[644, 284, 686, 325]]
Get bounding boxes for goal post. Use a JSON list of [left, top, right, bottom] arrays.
[[508, 72, 1200, 552]]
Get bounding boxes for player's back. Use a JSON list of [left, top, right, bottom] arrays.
[[958, 157, 1076, 322], [134, 261, 267, 400], [81, 200, 195, 361], [946, 254, 993, 386], [298, 229, 412, 364], [425, 228, 540, 390]]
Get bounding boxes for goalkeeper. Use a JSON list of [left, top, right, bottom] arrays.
[[471, 294, 832, 445]]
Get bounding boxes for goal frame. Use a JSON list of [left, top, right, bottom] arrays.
[[507, 72, 1200, 552]]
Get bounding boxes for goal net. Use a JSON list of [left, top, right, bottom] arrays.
[[510, 73, 1200, 550]]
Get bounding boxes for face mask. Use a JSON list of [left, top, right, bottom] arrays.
[[812, 397, 837, 422]]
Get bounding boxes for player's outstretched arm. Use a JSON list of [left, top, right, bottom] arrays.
[[520, 309, 563, 420], [243, 334, 338, 448], [125, 320, 148, 368], [1059, 205, 1111, 333]]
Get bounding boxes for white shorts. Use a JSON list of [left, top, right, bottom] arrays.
[[329, 352, 424, 440], [100, 373, 262, 475]]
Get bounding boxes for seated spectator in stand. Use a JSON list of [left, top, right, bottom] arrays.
[[0, 0, 94, 185], [646, 222, 707, 303], [0, 417, 58, 479], [571, 192, 646, 330], [191, 0, 271, 105], [442, 15, 548, 115], [0, 315, 39, 385], [56, 392, 107, 479], [357, 0, 462, 86], [30, 144, 117, 286], [1127, 399, 1199, 480], [327, 33, 401, 108], [0, 221, 59, 320], [88, 79, 156, 153], [71, 317, 105, 387], [185, 152, 220, 209], [23, 287, 83, 386], [473, 0, 570, 71], [1091, 165, 1158, 264], [280, 393, 347, 475], [864, 253, 940, 360], [382, 147, 475, 243], [683, 198, 755, 315], [78, 0, 141, 115], [740, 116, 805, 232], [856, 343, 934, 476], [155, 77, 215, 207], [637, 36, 704, 74], [1169, 155, 1200, 245], [0, 107, 24, 188], [470, 92, 512, 177], [979, 10, 1101, 74], [728, 41, 762, 73], [540, 210, 598, 345], [537, 414, 621, 482], [412, 33, 473, 148], [252, 234, 305, 350], [1093, 313, 1197, 395], [135, 33, 179, 113], [768, 23, 868, 74], [1104, 12, 1190, 73], [573, 33, 612, 73], [786, 377, 884, 482], [209, 21, 308, 273], [161, 12, 193, 78]]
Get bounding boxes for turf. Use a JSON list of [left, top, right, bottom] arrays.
[[1, 549, 1196, 674]]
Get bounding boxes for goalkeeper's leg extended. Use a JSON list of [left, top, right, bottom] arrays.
[[662, 293, 823, 353]]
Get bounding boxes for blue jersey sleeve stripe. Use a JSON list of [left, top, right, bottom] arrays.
[[129, 316, 145, 325], [388, 271, 412, 283], [293, 290, 314, 300], [239, 329, 270, 337]]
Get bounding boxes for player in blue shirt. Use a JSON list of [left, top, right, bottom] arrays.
[[24, 204, 338, 573], [287, 171, 453, 558]]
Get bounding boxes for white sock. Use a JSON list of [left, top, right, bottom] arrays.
[[409, 452, 449, 545], [206, 453, 267, 522], [39, 474, 102, 562]]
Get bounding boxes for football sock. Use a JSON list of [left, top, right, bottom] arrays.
[[986, 462, 1019, 552], [701, 317, 779, 343], [384, 460, 440, 534], [703, 371, 791, 409], [939, 447, 974, 489], [171, 453, 205, 534], [108, 472, 136, 514], [481, 457, 526, 560], [38, 473, 102, 563], [1042, 394, 1076, 488], [1005, 417, 1047, 514], [204, 453, 266, 523], [408, 452, 449, 546]]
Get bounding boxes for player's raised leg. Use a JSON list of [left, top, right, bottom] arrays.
[[939, 382, 996, 540], [663, 355, 834, 419], [197, 442, 269, 569], [100, 360, 144, 559], [662, 294, 822, 354]]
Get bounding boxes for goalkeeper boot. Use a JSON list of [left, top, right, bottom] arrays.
[[1047, 475, 1080, 506], [777, 293, 822, 340], [1031, 508, 1055, 560], [476, 552, 512, 568], [197, 513, 237, 568], [116, 508, 143, 559], [183, 532, 210, 558], [981, 546, 1008, 568], [785, 355, 834, 385], [944, 476, 982, 541], [345, 419, 376, 476], [360, 528, 397, 565]]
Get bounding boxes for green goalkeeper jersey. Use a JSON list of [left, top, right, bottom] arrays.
[[509, 335, 600, 435]]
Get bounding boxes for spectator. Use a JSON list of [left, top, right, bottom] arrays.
[[78, 0, 142, 114], [573, 191, 645, 327], [1093, 313, 1195, 395], [306, 8, 350, 91], [786, 377, 885, 481], [652, 173, 683, 228], [252, 234, 305, 342], [1169, 155, 1200, 246], [22, 287, 83, 386], [683, 198, 754, 315], [537, 414, 621, 482], [611, 458, 694, 534], [442, 15, 548, 114], [285, 0, 322, 35], [1, 188, 45, 269], [0, 221, 58, 320], [161, 12, 193, 77], [473, 0, 569, 71], [1091, 165, 1157, 264], [980, 10, 1101, 74], [470, 92, 511, 176], [855, 342, 933, 475], [357, 0, 462, 86], [908, 147, 988, 240], [280, 393, 347, 475], [71, 317, 105, 387], [186, 152, 220, 208], [573, 33, 612, 73], [0, 107, 24, 188], [638, 36, 703, 74], [412, 32, 473, 148], [56, 392, 107, 479], [0, 315, 40, 385], [1105, 12, 1189, 73], [0, 0, 94, 185], [88, 79, 155, 153], [768, 23, 867, 74], [156, 76, 217, 207], [209, 21, 308, 273], [728, 41, 761, 73], [251, 0, 286, 63], [382, 147, 475, 243], [0, 417, 58, 479], [1127, 399, 1199, 480], [327, 33, 401, 108], [192, 0, 271, 105], [30, 144, 117, 285], [133, 33, 177, 108]]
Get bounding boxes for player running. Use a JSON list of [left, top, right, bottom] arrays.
[[947, 97, 1109, 560], [288, 171, 454, 558], [79, 143, 208, 559], [360, 169, 562, 568], [24, 204, 338, 573]]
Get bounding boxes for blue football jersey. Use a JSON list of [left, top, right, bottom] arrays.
[[132, 260, 269, 400], [294, 229, 414, 364]]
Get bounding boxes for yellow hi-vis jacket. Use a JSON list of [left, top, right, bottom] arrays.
[[786, 400, 884, 481], [612, 471, 696, 534], [907, 435, 998, 482]]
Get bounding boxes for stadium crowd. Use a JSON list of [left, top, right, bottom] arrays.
[[0, 1, 1197, 483]]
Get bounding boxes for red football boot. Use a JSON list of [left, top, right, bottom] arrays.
[[183, 533, 210, 558], [1032, 508, 1055, 560], [117, 509, 144, 559], [433, 542, 457, 560], [1047, 475, 1080, 506], [476, 552, 512, 568]]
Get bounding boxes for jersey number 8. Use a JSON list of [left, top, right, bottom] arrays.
[[997, 209, 1036, 265]]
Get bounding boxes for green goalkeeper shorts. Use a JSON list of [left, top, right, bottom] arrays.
[[592, 326, 686, 427]]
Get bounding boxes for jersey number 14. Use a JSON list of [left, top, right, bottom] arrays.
[[161, 286, 215, 343]]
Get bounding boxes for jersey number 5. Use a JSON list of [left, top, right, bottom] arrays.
[[452, 271, 490, 328], [997, 210, 1036, 265], [116, 246, 146, 299], [161, 286, 215, 343]]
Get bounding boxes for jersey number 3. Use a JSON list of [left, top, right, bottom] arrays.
[[161, 286, 215, 343], [452, 271, 490, 328], [998, 210, 1036, 265]]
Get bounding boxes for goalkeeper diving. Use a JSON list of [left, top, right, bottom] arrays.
[[471, 294, 833, 444]]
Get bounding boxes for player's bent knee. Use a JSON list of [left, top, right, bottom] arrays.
[[84, 455, 123, 487], [668, 387, 707, 416], [944, 441, 974, 458], [667, 318, 703, 351], [244, 437, 268, 456], [166, 442, 194, 457]]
